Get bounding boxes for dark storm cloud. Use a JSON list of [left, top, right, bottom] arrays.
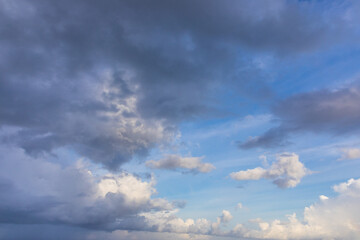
[[0, 0, 355, 168], [239, 85, 360, 149]]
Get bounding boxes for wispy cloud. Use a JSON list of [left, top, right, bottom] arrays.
[[338, 148, 360, 161], [146, 155, 215, 173]]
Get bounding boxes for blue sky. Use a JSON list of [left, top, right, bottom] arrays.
[[1, 0, 360, 239]]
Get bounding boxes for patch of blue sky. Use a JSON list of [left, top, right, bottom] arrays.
[[271, 45, 360, 96]]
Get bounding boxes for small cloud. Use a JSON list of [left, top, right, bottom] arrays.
[[146, 154, 215, 173], [230, 153, 310, 188], [231, 167, 267, 180], [220, 210, 233, 223], [338, 148, 360, 161], [236, 203, 243, 210], [212, 210, 233, 230], [319, 195, 329, 201]]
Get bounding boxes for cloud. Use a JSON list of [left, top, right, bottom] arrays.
[[238, 127, 289, 149], [3, 139, 359, 240], [219, 210, 233, 223], [0, 143, 179, 230], [0, 0, 358, 168], [0, 224, 234, 240], [319, 195, 329, 201], [274, 85, 360, 133], [236, 203, 243, 210], [339, 148, 360, 160], [240, 85, 360, 149], [142, 209, 233, 236], [1, 1, 360, 239], [0, 142, 230, 238], [0, 72, 176, 170], [146, 155, 215, 173], [0, 228, 233, 240], [232, 178, 360, 239], [1, 137, 359, 240], [230, 153, 310, 188]]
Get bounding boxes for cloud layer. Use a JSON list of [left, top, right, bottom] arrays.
[[0, 0, 357, 169]]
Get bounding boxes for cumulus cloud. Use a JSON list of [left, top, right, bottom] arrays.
[[146, 155, 215, 173], [232, 178, 360, 240], [143, 209, 233, 236], [230, 153, 310, 188], [209, 210, 233, 235], [339, 148, 360, 160], [0, 143, 179, 230], [240, 85, 360, 149], [219, 210, 233, 223]]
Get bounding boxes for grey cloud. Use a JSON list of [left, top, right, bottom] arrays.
[[0, 223, 236, 240], [0, 224, 91, 240], [274, 86, 360, 133], [0, 144, 178, 231], [0, 144, 237, 239], [0, 0, 357, 168], [146, 154, 215, 173], [240, 85, 360, 149], [3, 175, 360, 240], [238, 127, 289, 149]]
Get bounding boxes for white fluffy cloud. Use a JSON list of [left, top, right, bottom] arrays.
[[230, 153, 310, 188], [146, 155, 215, 173], [220, 210, 233, 223], [232, 178, 360, 240], [339, 148, 360, 160], [142, 209, 233, 236]]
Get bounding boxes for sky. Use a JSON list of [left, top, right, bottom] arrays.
[[1, 0, 360, 239]]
